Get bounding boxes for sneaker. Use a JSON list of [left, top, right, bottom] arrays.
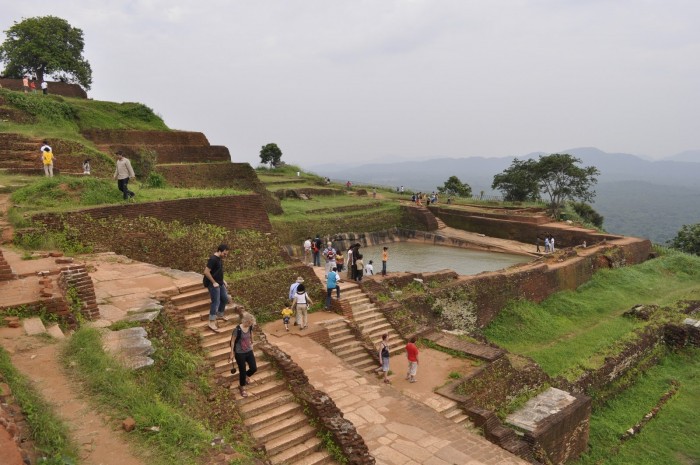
[[208, 321, 219, 332], [216, 314, 229, 321]]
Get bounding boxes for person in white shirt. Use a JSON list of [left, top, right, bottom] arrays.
[[113, 151, 136, 200], [41, 80, 48, 95], [365, 260, 374, 276], [303, 238, 312, 265]]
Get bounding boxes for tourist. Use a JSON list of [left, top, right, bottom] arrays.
[[326, 266, 340, 309], [372, 188, 377, 199], [335, 250, 344, 273], [22, 75, 29, 93], [30, 79, 36, 93], [203, 244, 230, 332], [41, 80, 48, 95], [288, 276, 304, 301], [349, 243, 361, 280], [292, 283, 313, 330], [550, 235, 555, 252], [382, 246, 389, 276], [113, 151, 135, 200], [82, 159, 91, 175], [355, 254, 364, 282], [229, 312, 257, 398], [365, 260, 374, 276], [544, 236, 551, 253], [346, 247, 353, 279], [303, 237, 312, 265], [40, 141, 54, 177], [281, 305, 294, 331], [405, 337, 419, 383], [536, 236, 541, 253], [312, 235, 323, 267], [323, 241, 337, 274], [377, 333, 391, 384], [400, 185, 404, 194]]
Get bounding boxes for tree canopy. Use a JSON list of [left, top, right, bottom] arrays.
[[492, 153, 599, 218], [0, 16, 93, 90], [259, 143, 283, 168], [668, 224, 700, 256], [437, 175, 472, 197]]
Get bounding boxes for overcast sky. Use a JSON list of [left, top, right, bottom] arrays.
[[2, 1, 699, 167]]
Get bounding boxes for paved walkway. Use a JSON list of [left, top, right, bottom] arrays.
[[265, 326, 526, 465]]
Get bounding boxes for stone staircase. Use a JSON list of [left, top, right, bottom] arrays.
[[0, 134, 43, 173], [170, 284, 337, 465]]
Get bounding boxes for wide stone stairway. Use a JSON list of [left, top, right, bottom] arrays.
[[170, 285, 337, 465]]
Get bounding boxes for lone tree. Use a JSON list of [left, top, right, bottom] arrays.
[[259, 143, 282, 168], [668, 224, 700, 256], [0, 16, 93, 90], [437, 175, 472, 198], [492, 153, 599, 218]]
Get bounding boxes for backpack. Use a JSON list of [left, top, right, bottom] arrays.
[[312, 242, 319, 253], [326, 249, 335, 260]]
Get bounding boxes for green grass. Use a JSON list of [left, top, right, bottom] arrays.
[[8, 175, 251, 216], [0, 348, 79, 464], [59, 321, 265, 465], [484, 252, 700, 379], [276, 197, 394, 220], [577, 347, 700, 465]]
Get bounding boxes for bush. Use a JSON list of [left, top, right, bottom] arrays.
[[145, 172, 166, 188]]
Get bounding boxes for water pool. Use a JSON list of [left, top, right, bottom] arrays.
[[348, 242, 530, 276]]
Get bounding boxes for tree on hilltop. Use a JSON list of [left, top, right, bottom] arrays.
[[437, 175, 472, 198], [668, 224, 700, 256], [492, 153, 599, 218], [0, 16, 93, 90], [259, 143, 282, 168]]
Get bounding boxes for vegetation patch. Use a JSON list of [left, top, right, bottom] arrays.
[[0, 348, 79, 464]]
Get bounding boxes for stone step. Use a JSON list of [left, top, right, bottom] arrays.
[[351, 305, 381, 319], [270, 436, 323, 465], [284, 450, 333, 465], [245, 402, 303, 432], [251, 412, 309, 444], [266, 423, 317, 456], [240, 390, 295, 418], [352, 312, 383, 326], [333, 339, 362, 353], [346, 295, 370, 305], [331, 333, 356, 347], [344, 351, 373, 366], [178, 282, 204, 294], [335, 345, 366, 359], [214, 357, 270, 375], [359, 320, 392, 334], [180, 300, 211, 315], [171, 288, 210, 306], [187, 318, 236, 334], [207, 346, 263, 364], [327, 327, 351, 339], [242, 378, 287, 399], [202, 334, 232, 352], [223, 367, 279, 387]]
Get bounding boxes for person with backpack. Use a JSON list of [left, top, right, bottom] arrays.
[[377, 333, 391, 384], [323, 242, 337, 274], [228, 312, 257, 398], [312, 235, 323, 267], [203, 244, 230, 332]]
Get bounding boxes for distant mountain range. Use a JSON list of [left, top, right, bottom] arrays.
[[310, 147, 700, 244]]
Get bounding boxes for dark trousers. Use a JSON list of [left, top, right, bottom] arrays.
[[118, 178, 134, 199], [382, 261, 387, 276], [235, 351, 257, 386]]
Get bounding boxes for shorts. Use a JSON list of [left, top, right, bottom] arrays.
[[381, 357, 390, 372], [408, 361, 418, 377], [283, 317, 290, 324]]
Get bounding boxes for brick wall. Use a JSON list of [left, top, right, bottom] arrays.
[[33, 194, 273, 234], [260, 340, 375, 465], [433, 206, 621, 248], [0, 249, 15, 281], [98, 144, 231, 165], [0, 79, 87, 98], [58, 265, 100, 321], [82, 129, 210, 146]]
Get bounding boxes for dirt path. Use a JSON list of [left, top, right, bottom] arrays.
[[0, 328, 146, 465]]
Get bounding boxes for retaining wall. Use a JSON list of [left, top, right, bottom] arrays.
[[0, 79, 87, 98], [82, 129, 209, 146]]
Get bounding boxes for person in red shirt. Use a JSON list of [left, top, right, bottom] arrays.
[[405, 337, 419, 383]]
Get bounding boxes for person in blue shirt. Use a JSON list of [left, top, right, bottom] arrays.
[[325, 267, 341, 309]]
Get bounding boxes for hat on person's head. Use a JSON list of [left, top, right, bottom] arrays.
[[296, 276, 304, 283]]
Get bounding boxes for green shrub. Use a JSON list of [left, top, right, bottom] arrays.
[[145, 172, 166, 188], [3, 91, 76, 121]]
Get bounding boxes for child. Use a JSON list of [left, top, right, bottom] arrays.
[[365, 260, 374, 276], [83, 159, 91, 175], [405, 337, 419, 383], [281, 306, 294, 331], [335, 250, 344, 272], [355, 254, 364, 282], [382, 246, 389, 276]]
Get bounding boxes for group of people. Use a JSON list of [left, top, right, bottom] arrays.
[[304, 236, 389, 280], [21, 75, 48, 94], [536, 234, 556, 253], [411, 192, 439, 206], [38, 140, 92, 177]]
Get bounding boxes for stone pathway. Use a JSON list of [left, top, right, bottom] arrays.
[[266, 328, 527, 465]]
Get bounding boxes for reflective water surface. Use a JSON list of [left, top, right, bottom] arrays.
[[351, 242, 530, 276]]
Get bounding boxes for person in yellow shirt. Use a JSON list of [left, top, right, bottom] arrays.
[[40, 141, 54, 177], [382, 246, 389, 276], [281, 306, 294, 331]]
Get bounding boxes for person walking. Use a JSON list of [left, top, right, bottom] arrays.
[[325, 266, 340, 309], [229, 312, 257, 398], [405, 337, 419, 383], [41, 80, 48, 95], [113, 151, 136, 200], [40, 142, 54, 177], [323, 241, 336, 274], [381, 246, 389, 276], [303, 237, 312, 265], [312, 235, 323, 267], [288, 276, 304, 301], [377, 333, 391, 384], [203, 244, 230, 332], [292, 283, 313, 330]]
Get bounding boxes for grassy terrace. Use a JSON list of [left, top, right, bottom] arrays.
[[484, 251, 700, 380]]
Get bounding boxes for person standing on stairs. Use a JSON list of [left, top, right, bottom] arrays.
[[325, 266, 340, 310], [377, 333, 391, 384], [40, 143, 55, 177], [203, 244, 230, 332], [229, 312, 257, 398]]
